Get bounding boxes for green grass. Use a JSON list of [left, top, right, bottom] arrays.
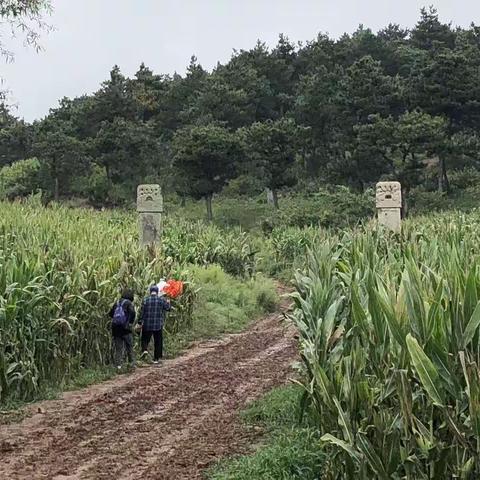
[[208, 385, 325, 480], [62, 365, 116, 390], [242, 384, 303, 427], [166, 266, 278, 355]]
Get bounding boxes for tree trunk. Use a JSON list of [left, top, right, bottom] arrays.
[[354, 158, 364, 193], [438, 168, 443, 192], [205, 194, 213, 221], [437, 156, 444, 192], [439, 156, 450, 193], [272, 189, 279, 210], [54, 177, 59, 202], [402, 187, 408, 219]]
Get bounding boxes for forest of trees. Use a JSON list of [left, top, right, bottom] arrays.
[[1, 7, 480, 217]]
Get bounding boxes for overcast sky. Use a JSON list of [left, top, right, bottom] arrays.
[[2, 0, 479, 122]]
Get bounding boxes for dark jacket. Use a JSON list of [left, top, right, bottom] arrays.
[[109, 298, 136, 337], [138, 294, 171, 331]]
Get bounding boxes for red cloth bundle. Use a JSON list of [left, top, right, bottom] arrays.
[[163, 279, 184, 298]]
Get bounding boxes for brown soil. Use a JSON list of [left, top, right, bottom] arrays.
[[0, 300, 296, 480]]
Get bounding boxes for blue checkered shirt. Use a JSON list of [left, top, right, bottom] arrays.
[[139, 295, 171, 331]]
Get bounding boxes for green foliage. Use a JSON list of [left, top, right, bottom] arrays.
[[0, 201, 276, 404], [354, 111, 448, 191], [241, 118, 302, 207], [71, 164, 111, 205], [211, 429, 324, 480], [167, 266, 278, 355], [170, 188, 374, 233], [93, 116, 160, 188], [291, 212, 480, 478], [4, 8, 480, 206], [254, 280, 278, 313], [242, 385, 304, 427], [162, 219, 257, 277], [172, 124, 243, 219], [0, 158, 40, 199], [449, 167, 480, 192], [33, 116, 88, 200], [0, 104, 32, 167], [265, 188, 374, 229], [222, 174, 265, 197], [409, 184, 480, 214]]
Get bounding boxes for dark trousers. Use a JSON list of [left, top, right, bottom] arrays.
[[113, 333, 135, 367], [141, 329, 163, 360]]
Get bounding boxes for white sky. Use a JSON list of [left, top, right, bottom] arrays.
[[1, 0, 479, 121]]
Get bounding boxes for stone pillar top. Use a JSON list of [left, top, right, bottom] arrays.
[[137, 184, 163, 213], [376, 181, 402, 208]]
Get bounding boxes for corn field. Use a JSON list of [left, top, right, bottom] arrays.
[[292, 212, 480, 478], [162, 219, 257, 277], [0, 200, 256, 403]]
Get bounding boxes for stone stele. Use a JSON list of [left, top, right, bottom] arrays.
[[137, 184, 163, 246], [376, 181, 402, 233]]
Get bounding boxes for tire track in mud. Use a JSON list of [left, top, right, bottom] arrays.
[[0, 302, 296, 480]]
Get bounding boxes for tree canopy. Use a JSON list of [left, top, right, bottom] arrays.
[[2, 7, 480, 217]]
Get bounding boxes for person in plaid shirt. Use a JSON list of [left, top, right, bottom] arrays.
[[138, 285, 172, 363]]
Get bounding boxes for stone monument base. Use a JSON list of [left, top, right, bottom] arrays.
[[378, 208, 401, 233], [139, 213, 162, 246]]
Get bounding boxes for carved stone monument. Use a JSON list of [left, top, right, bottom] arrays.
[[376, 181, 402, 233], [137, 184, 163, 247], [266, 188, 274, 205]]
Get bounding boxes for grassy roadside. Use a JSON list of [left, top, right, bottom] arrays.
[[207, 385, 325, 480], [0, 267, 278, 420], [167, 266, 278, 355]]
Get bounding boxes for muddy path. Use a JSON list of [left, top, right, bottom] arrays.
[[0, 300, 297, 480]]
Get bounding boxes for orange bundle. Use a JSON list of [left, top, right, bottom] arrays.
[[164, 279, 184, 298]]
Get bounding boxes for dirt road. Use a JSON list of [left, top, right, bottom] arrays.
[[0, 304, 296, 479]]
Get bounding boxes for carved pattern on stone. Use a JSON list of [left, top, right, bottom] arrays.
[[137, 184, 163, 212], [376, 181, 402, 208]]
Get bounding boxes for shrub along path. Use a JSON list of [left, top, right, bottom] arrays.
[[0, 296, 296, 480]]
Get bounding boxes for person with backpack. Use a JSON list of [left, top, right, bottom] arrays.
[[108, 288, 136, 370], [138, 285, 171, 363]]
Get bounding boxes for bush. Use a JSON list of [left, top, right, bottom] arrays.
[[264, 187, 374, 230], [191, 265, 278, 327], [71, 165, 111, 206], [0, 158, 41, 199], [409, 186, 480, 214], [254, 279, 278, 313], [448, 167, 480, 191], [223, 175, 266, 197]]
